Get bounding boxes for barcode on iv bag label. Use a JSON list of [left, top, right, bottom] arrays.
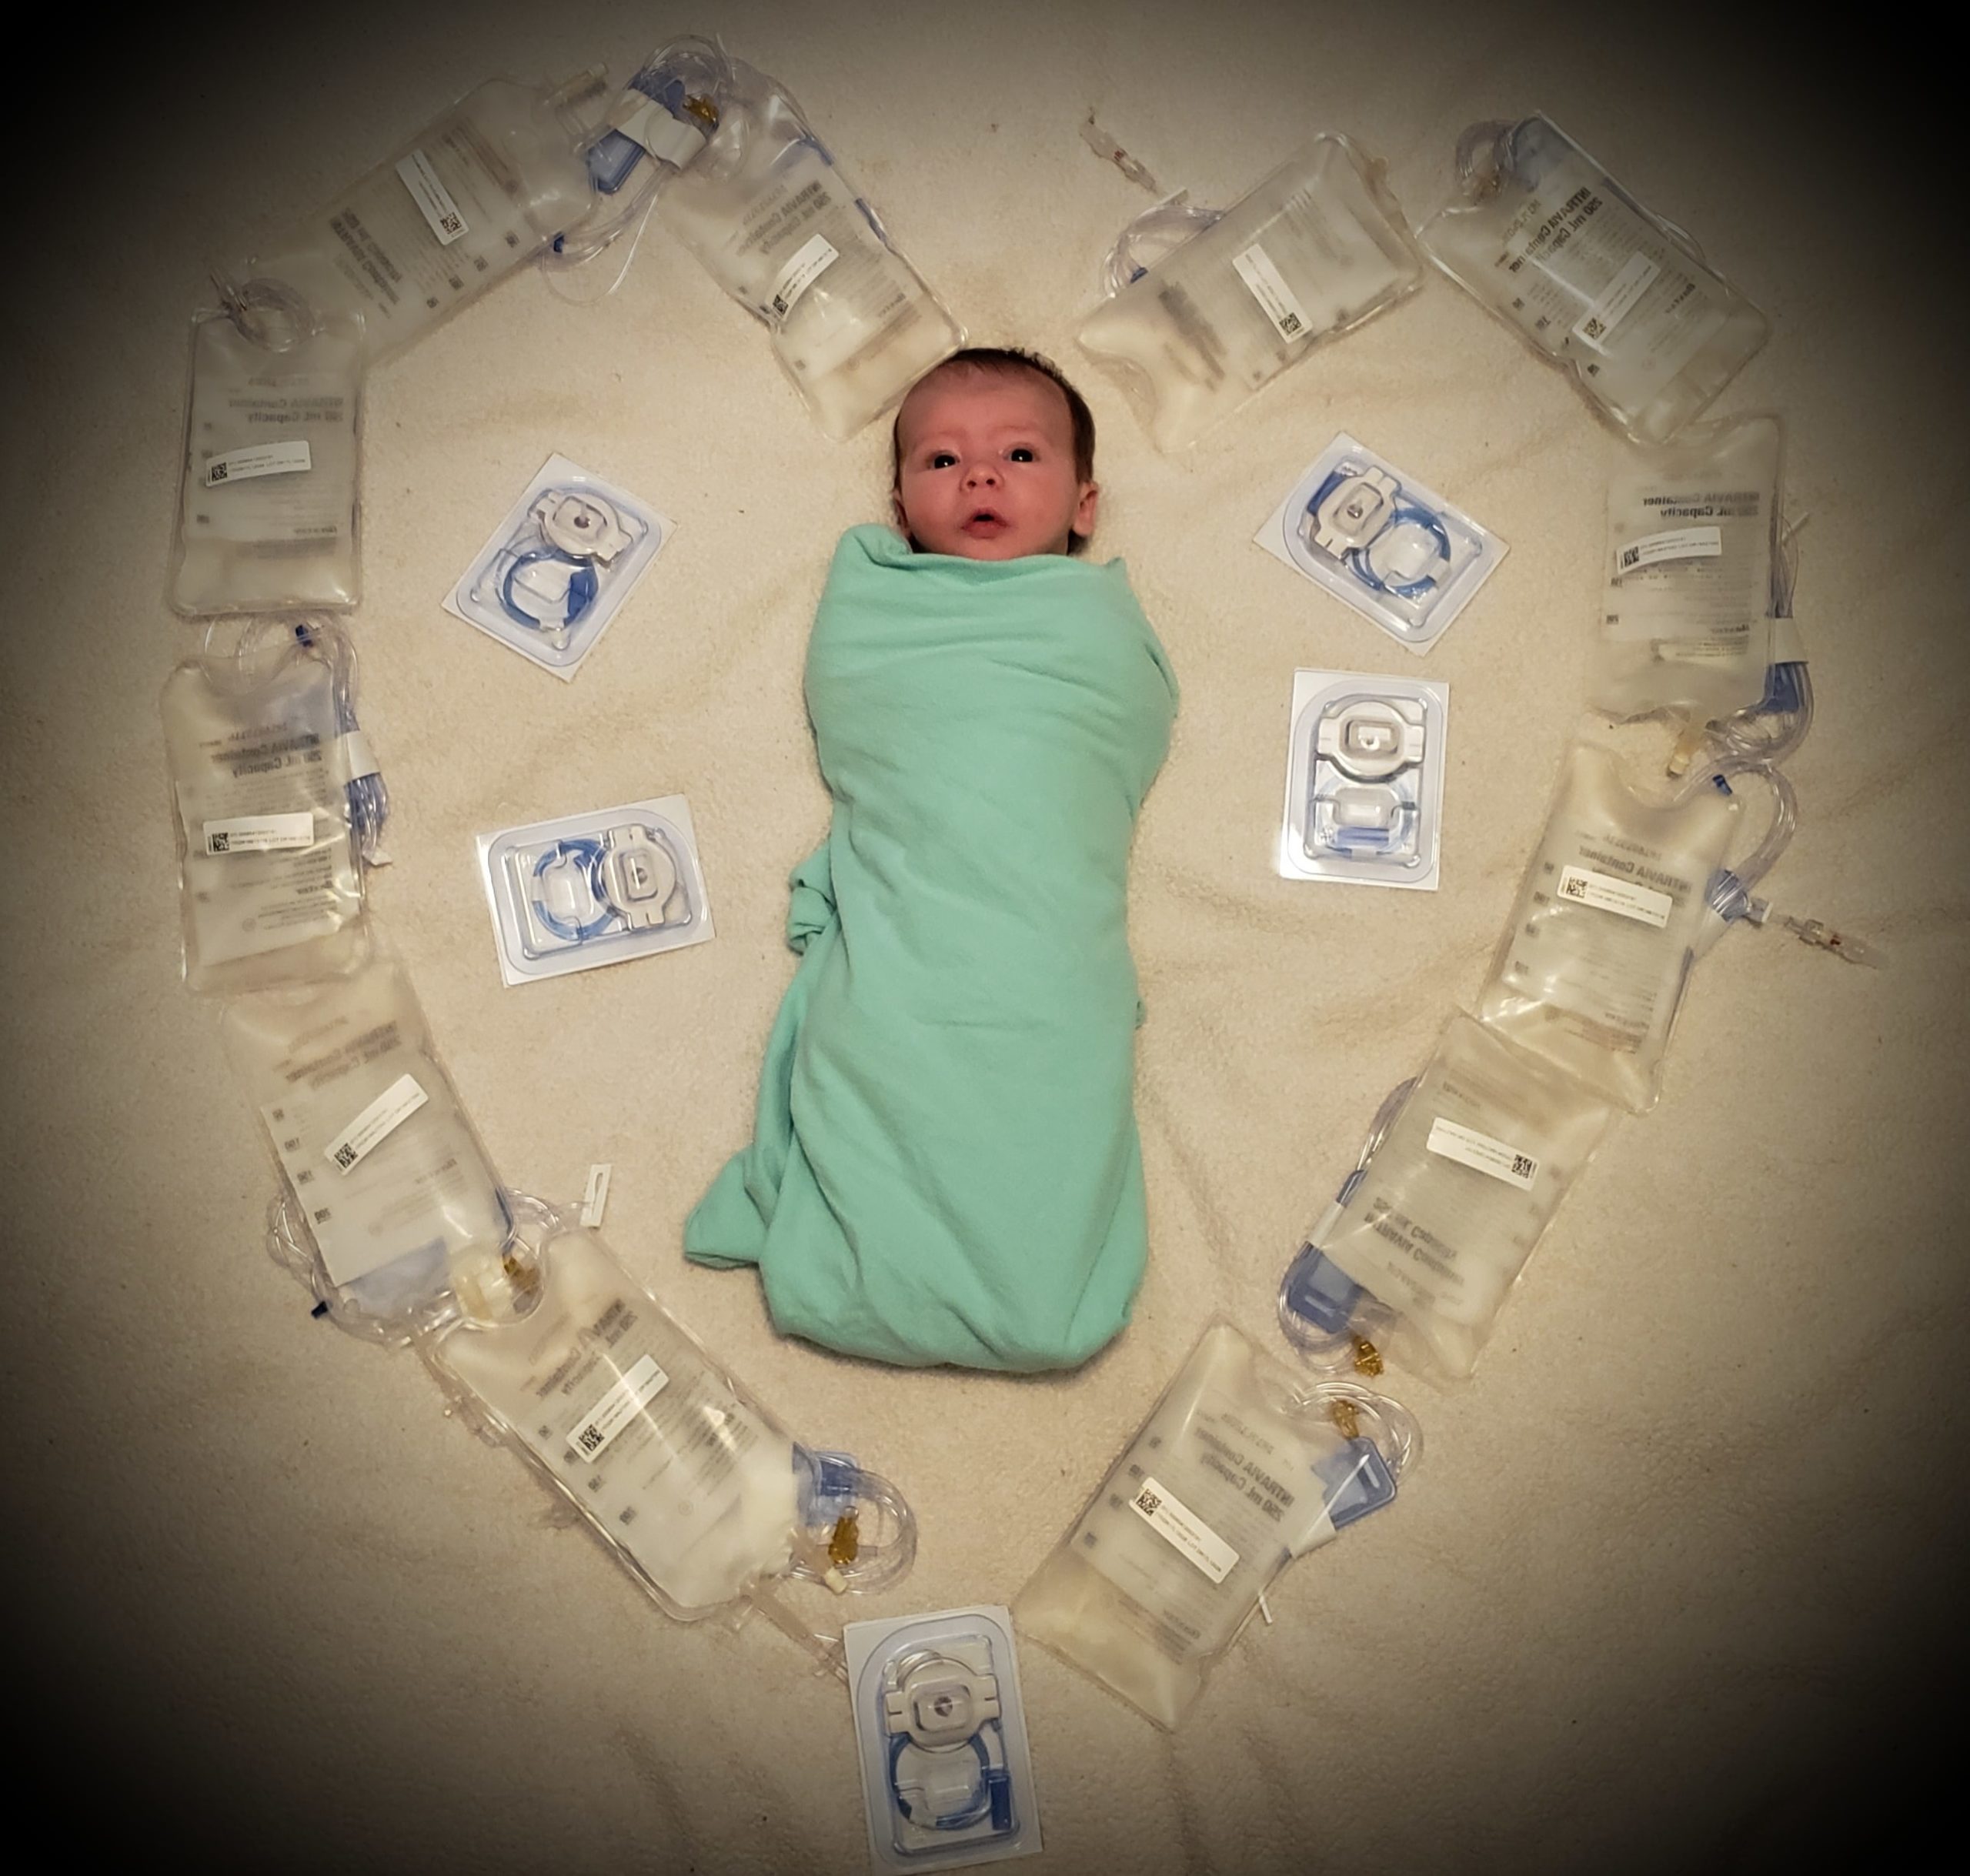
[[1232, 243, 1313, 342], [566, 1354, 668, 1461], [322, 1073, 428, 1174], [203, 812, 314, 854], [1616, 525, 1723, 576], [1557, 864, 1673, 928], [205, 441, 312, 487], [770, 234, 839, 317], [1129, 1474, 1239, 1584], [1427, 1117, 1539, 1190], [1572, 252, 1660, 349], [396, 149, 468, 245]]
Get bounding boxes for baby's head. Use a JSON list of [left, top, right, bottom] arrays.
[[890, 348, 1098, 561]]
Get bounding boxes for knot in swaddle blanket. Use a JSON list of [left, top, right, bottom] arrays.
[[685, 525, 1178, 1371]]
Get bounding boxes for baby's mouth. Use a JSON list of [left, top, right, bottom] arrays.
[[961, 509, 1008, 537]]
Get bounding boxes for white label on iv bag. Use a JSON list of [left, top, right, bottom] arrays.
[[1616, 525, 1724, 576], [1571, 251, 1661, 349], [1129, 1474, 1239, 1584], [202, 811, 316, 854], [1427, 1117, 1540, 1190], [1557, 864, 1674, 928], [567, 1353, 669, 1462], [770, 234, 840, 317], [205, 440, 312, 487], [1232, 243, 1313, 342], [323, 1073, 429, 1174], [395, 149, 469, 246]]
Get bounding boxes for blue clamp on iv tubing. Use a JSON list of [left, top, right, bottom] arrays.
[[886, 1731, 1013, 1834], [530, 837, 614, 942], [500, 549, 600, 633], [292, 619, 389, 857]]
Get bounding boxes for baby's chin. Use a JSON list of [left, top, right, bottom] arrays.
[[908, 527, 1071, 562]]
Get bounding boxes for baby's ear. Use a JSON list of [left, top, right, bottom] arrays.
[[891, 489, 910, 534], [1073, 479, 1100, 539]]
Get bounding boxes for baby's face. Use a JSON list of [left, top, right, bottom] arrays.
[[892, 369, 1097, 561]]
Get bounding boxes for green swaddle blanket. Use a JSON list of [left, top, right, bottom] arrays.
[[685, 524, 1178, 1371]]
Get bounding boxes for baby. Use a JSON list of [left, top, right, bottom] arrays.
[[685, 349, 1178, 1371]]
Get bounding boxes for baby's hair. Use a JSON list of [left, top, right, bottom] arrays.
[[890, 346, 1098, 552]]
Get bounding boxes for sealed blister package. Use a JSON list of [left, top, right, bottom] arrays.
[[649, 38, 963, 439], [1279, 1014, 1617, 1381], [170, 296, 363, 616], [1014, 1321, 1415, 1730], [1077, 139, 1424, 452], [215, 74, 603, 366], [1277, 669, 1448, 890], [442, 455, 671, 677], [1480, 742, 1738, 1111], [1591, 413, 1783, 723], [1256, 435, 1506, 653], [844, 1607, 1041, 1871], [1419, 115, 1768, 446], [222, 931, 510, 1337], [162, 619, 384, 994], [422, 1197, 917, 1637], [476, 795, 712, 983]]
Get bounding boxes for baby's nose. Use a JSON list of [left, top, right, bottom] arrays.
[[963, 459, 1000, 486]]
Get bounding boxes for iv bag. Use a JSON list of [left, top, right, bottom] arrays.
[[652, 44, 963, 440], [1479, 741, 1738, 1111], [1077, 138, 1424, 452], [1418, 115, 1768, 446], [215, 75, 602, 365]]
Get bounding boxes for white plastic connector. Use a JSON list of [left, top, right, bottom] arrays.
[[598, 825, 679, 926], [534, 489, 633, 562], [1315, 698, 1426, 781], [883, 1647, 1001, 1749], [1310, 468, 1398, 553]]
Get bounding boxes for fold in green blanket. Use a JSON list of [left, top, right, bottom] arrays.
[[685, 525, 1178, 1371]]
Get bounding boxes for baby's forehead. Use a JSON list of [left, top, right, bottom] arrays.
[[897, 365, 1072, 444]]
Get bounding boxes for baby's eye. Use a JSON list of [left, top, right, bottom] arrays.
[[928, 451, 957, 469], [1007, 446, 1036, 462]]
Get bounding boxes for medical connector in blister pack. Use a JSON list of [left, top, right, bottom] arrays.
[[1014, 1320, 1417, 1731], [215, 72, 606, 366], [1479, 741, 1738, 1112], [1077, 138, 1424, 453], [222, 930, 511, 1341], [170, 295, 364, 616], [1592, 413, 1785, 724], [443, 455, 671, 678], [1279, 1013, 1617, 1383], [1419, 115, 1768, 446], [476, 796, 712, 984], [162, 617, 387, 995], [649, 38, 963, 440], [1277, 670, 1448, 890], [844, 1607, 1041, 1871], [1257, 435, 1507, 653], [422, 1196, 916, 1663]]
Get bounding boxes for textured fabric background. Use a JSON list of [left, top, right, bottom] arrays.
[[5, 3, 1965, 1871]]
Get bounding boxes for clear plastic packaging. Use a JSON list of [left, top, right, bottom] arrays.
[[1479, 741, 1738, 1111], [1418, 115, 1768, 446], [215, 75, 603, 366], [162, 619, 382, 994], [1278, 1014, 1617, 1381], [475, 795, 713, 983], [169, 296, 363, 616], [1077, 138, 1424, 452], [1254, 433, 1508, 653], [1591, 413, 1782, 723], [422, 1198, 917, 1633], [650, 40, 963, 440], [843, 1606, 1042, 1870], [442, 454, 672, 678], [222, 931, 510, 1337], [1014, 1320, 1415, 1729], [1277, 669, 1448, 890]]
